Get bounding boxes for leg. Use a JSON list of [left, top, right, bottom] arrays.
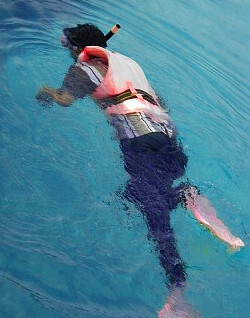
[[183, 186, 244, 250], [121, 133, 200, 317], [125, 178, 186, 285], [125, 174, 200, 318], [121, 133, 188, 285]]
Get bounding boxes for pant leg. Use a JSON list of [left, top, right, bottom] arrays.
[[120, 133, 188, 285]]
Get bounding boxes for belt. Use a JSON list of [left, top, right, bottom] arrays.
[[98, 89, 157, 105]]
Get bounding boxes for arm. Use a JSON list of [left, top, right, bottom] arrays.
[[37, 86, 75, 107], [36, 65, 98, 107]]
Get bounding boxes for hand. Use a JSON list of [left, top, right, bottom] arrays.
[[36, 86, 54, 107], [36, 86, 74, 107]]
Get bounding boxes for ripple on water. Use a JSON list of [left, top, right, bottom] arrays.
[[0, 1, 250, 318]]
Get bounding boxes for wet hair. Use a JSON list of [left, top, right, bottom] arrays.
[[63, 23, 107, 49]]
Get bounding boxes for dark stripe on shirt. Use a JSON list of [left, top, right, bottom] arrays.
[[82, 63, 102, 84]]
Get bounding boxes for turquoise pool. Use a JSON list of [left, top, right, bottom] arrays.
[[0, 0, 249, 317]]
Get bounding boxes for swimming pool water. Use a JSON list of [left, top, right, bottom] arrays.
[[0, 0, 249, 317]]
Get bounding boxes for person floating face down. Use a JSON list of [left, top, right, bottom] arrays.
[[36, 23, 244, 318]]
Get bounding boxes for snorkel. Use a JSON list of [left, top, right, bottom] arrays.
[[75, 23, 121, 63], [105, 24, 121, 41], [61, 23, 121, 51]]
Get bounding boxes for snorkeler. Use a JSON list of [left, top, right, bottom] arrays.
[[36, 23, 244, 318]]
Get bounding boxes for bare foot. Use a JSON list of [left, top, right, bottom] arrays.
[[158, 286, 200, 318]]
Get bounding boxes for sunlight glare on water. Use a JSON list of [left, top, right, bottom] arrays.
[[0, 0, 249, 317]]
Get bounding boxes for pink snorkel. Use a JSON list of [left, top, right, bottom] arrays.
[[105, 23, 121, 41]]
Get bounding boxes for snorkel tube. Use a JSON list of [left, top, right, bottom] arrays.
[[105, 24, 121, 41]]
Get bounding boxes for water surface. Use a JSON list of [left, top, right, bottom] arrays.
[[0, 0, 249, 317]]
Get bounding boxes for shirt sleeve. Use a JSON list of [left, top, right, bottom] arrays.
[[60, 65, 98, 99]]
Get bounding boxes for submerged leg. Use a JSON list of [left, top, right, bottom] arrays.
[[125, 180, 186, 286], [125, 181, 200, 318], [183, 186, 244, 250], [121, 133, 199, 316], [158, 283, 201, 318]]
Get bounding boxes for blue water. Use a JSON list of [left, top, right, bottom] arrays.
[[0, 0, 249, 317]]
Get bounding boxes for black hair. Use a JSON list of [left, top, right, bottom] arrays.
[[63, 23, 107, 49]]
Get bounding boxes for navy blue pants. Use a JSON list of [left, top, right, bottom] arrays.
[[120, 132, 188, 285]]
